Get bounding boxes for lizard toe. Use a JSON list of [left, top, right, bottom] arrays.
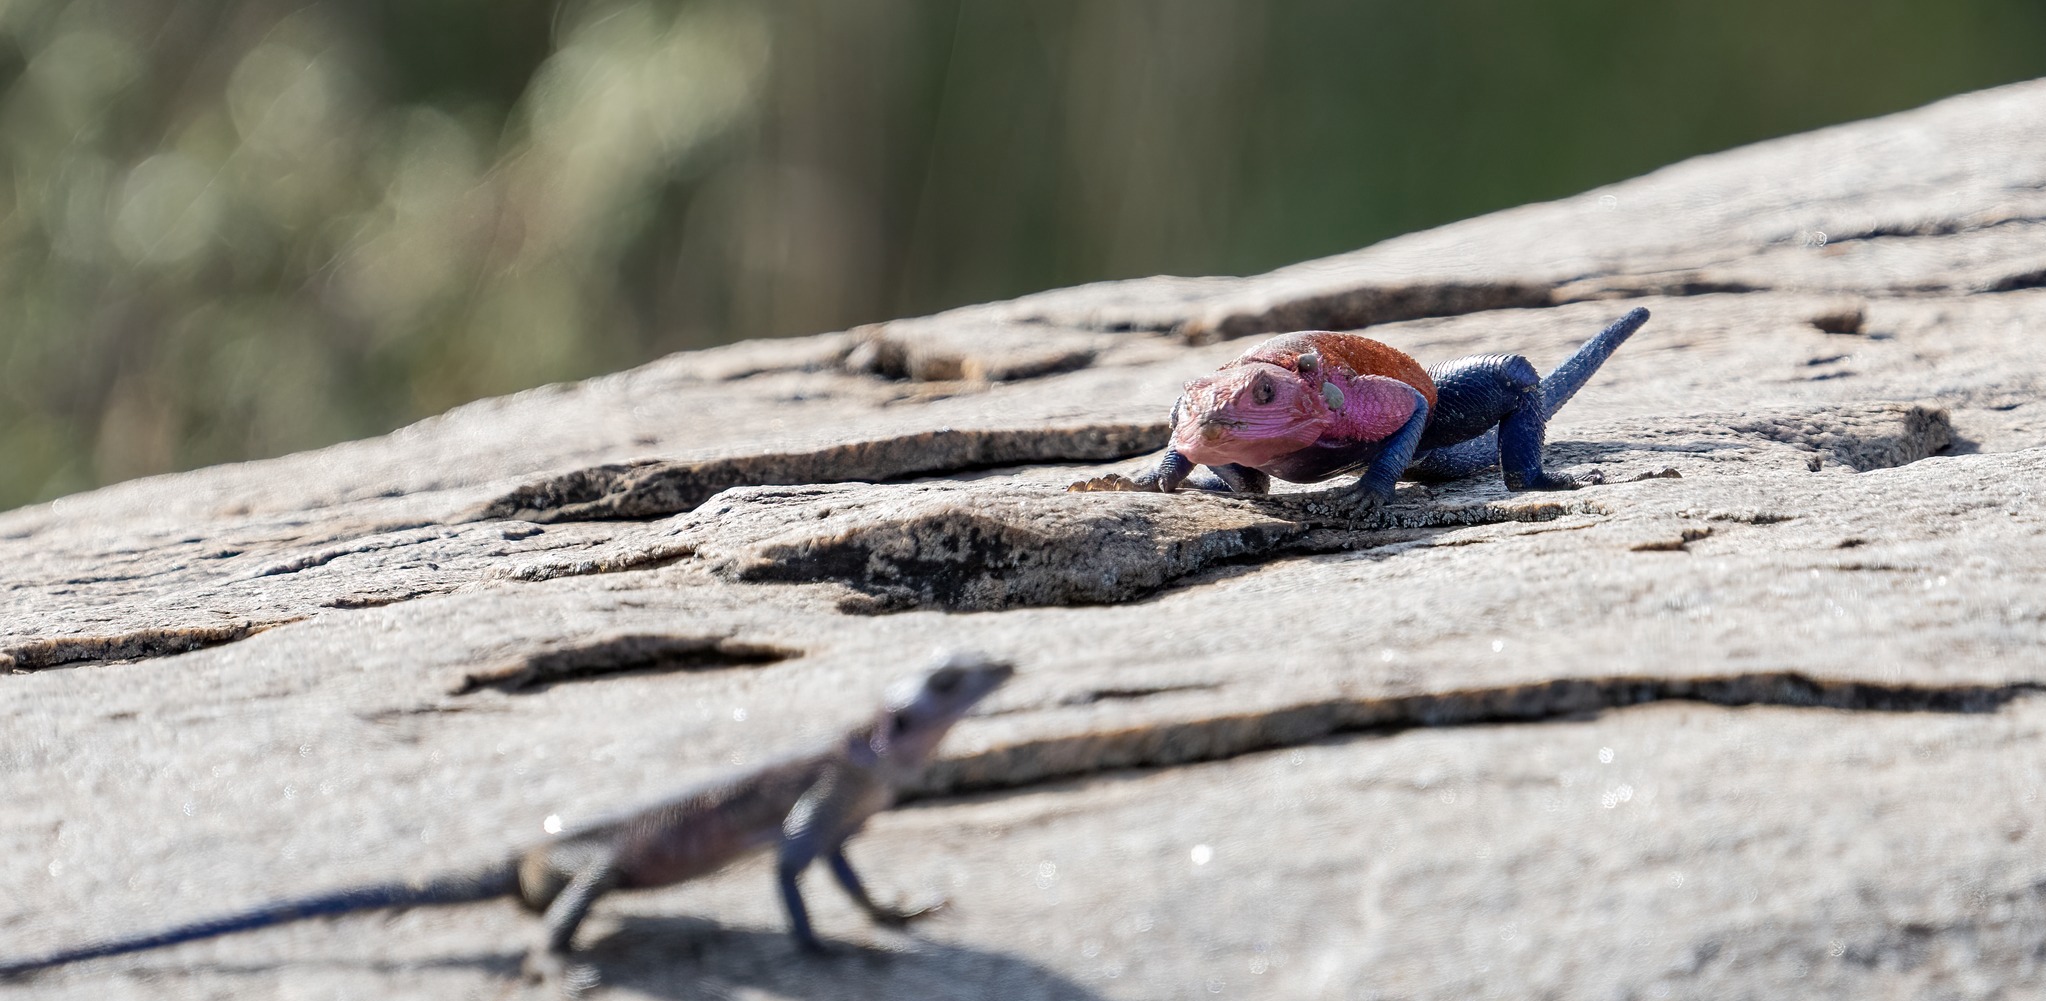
[[1068, 473, 1153, 493], [1505, 470, 1584, 491]]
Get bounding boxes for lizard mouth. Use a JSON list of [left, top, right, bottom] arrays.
[[1174, 416, 1316, 468]]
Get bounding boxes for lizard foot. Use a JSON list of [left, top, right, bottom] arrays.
[[1505, 470, 1595, 491], [555, 964, 603, 998], [521, 948, 568, 984], [1067, 473, 1159, 493], [1320, 486, 1387, 523], [868, 896, 949, 928]]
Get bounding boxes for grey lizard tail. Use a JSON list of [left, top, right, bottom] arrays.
[[0, 862, 520, 978], [1538, 306, 1650, 419]]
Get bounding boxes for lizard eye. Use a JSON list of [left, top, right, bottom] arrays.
[[889, 714, 912, 736], [1251, 377, 1275, 406], [926, 668, 961, 695]]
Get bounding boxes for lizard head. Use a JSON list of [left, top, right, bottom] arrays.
[[1171, 361, 1335, 469], [869, 651, 1014, 770]]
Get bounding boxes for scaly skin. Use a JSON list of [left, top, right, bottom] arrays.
[[1072, 308, 1650, 508], [0, 653, 1014, 982]]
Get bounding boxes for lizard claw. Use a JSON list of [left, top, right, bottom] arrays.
[[1067, 473, 1157, 493], [1322, 480, 1391, 522]]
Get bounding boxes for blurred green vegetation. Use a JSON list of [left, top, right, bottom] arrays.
[[2, 0, 2043, 509]]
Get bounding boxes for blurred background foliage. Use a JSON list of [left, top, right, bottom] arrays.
[[2, 0, 2043, 509]]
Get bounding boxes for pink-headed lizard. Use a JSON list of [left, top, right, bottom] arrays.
[[1074, 307, 1650, 505]]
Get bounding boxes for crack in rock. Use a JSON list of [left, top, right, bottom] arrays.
[[1551, 274, 1770, 301], [682, 482, 1599, 613], [451, 634, 799, 694], [474, 424, 1167, 523], [907, 674, 2045, 800], [1986, 268, 2046, 293], [840, 321, 1105, 382], [1176, 281, 1555, 344], [247, 526, 463, 578], [1683, 877, 2046, 981], [1552, 403, 1954, 475], [1723, 403, 1953, 471], [1, 622, 270, 673]]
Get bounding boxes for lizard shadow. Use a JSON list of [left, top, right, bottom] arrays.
[[1543, 437, 1746, 464], [97, 924, 1107, 1001], [579, 915, 1110, 1000]]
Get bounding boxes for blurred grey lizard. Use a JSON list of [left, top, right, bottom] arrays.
[[0, 652, 1013, 981]]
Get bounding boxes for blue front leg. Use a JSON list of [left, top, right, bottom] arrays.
[[1343, 391, 1431, 505]]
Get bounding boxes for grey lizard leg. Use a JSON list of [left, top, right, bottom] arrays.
[[827, 848, 940, 928], [524, 862, 617, 979], [779, 767, 880, 954], [776, 856, 829, 954]]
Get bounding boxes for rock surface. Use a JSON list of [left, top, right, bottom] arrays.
[[5, 81, 2046, 1000]]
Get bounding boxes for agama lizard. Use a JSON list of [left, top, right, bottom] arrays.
[[0, 652, 1013, 982], [1072, 307, 1650, 507]]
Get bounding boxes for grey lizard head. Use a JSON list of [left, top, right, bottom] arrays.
[[870, 651, 1014, 768]]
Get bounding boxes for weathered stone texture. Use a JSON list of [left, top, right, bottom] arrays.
[[4, 81, 2046, 999]]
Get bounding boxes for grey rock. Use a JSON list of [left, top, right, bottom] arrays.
[[5, 80, 2046, 999]]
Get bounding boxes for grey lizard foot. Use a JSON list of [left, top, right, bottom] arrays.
[[868, 896, 948, 929], [522, 947, 568, 984]]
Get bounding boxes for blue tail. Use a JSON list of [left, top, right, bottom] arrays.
[[1538, 306, 1649, 420], [0, 863, 518, 977]]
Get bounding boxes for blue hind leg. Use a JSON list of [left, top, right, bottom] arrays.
[[1411, 352, 1581, 490], [1497, 391, 1581, 490], [1406, 307, 1650, 489]]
